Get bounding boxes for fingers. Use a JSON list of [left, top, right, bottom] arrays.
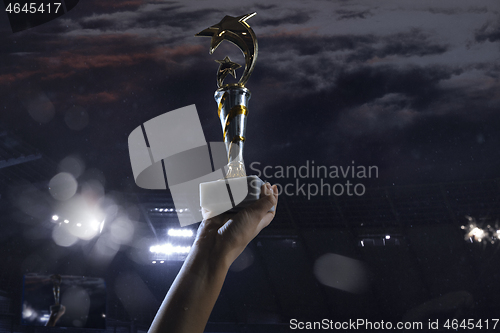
[[195, 213, 232, 243], [250, 183, 278, 216], [195, 183, 279, 265], [197, 183, 278, 246], [198, 213, 230, 233], [226, 183, 278, 239], [257, 184, 278, 230]]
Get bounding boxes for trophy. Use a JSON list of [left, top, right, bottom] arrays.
[[196, 13, 270, 215], [46, 274, 65, 327], [50, 274, 62, 306]]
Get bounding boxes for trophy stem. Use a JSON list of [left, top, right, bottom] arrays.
[[214, 85, 251, 178], [50, 274, 62, 305]]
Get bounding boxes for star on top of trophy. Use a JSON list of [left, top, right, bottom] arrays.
[[196, 13, 256, 55], [215, 56, 241, 83]]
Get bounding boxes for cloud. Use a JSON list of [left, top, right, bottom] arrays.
[[76, 91, 120, 104], [427, 7, 459, 15], [245, 62, 466, 171], [1, 0, 499, 190], [335, 93, 419, 137], [38, 51, 149, 70], [475, 22, 500, 43], [347, 29, 448, 62], [259, 12, 311, 26], [260, 27, 447, 62], [74, 5, 221, 34], [254, 3, 278, 10], [135, 7, 221, 29], [252, 28, 449, 97], [79, 17, 117, 30], [333, 64, 461, 111], [0, 70, 41, 85], [336, 9, 373, 20], [427, 6, 488, 15], [92, 0, 149, 10], [259, 33, 375, 56]]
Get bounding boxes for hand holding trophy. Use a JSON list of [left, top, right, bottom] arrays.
[[46, 274, 65, 327], [196, 13, 273, 217], [148, 17, 277, 333]]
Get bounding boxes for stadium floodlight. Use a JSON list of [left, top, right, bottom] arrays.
[[168, 228, 194, 237], [150, 243, 191, 255]]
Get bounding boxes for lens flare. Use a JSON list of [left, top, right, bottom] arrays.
[[49, 172, 78, 201], [110, 217, 134, 245], [314, 253, 369, 294], [59, 155, 85, 179], [52, 225, 78, 247]]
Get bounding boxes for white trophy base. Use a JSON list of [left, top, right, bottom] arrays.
[[200, 175, 274, 217]]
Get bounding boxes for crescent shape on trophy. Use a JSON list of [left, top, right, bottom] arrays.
[[195, 12, 258, 88]]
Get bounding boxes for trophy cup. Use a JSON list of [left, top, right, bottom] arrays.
[[46, 274, 65, 327], [196, 13, 270, 215], [50, 274, 62, 306]]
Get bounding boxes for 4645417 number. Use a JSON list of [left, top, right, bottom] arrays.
[[5, 3, 62, 14], [444, 319, 499, 330]]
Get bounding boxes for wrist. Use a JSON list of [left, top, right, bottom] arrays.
[[186, 241, 232, 281]]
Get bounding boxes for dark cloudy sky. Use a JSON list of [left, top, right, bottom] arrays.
[[1, 0, 499, 191]]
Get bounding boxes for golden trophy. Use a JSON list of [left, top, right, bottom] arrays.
[[46, 274, 65, 327], [197, 13, 270, 216]]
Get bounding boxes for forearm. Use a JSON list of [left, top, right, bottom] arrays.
[[149, 184, 278, 333], [45, 315, 57, 327], [45, 305, 65, 327], [148, 241, 230, 333]]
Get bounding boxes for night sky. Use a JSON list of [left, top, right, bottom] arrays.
[[1, 0, 499, 192], [1, 1, 500, 329]]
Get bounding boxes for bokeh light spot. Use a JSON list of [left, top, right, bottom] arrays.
[[49, 172, 78, 201], [92, 234, 120, 261], [61, 287, 90, 328], [21, 90, 55, 123], [110, 217, 134, 245], [64, 105, 89, 131], [314, 253, 369, 294], [59, 155, 85, 178], [52, 225, 78, 247]]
